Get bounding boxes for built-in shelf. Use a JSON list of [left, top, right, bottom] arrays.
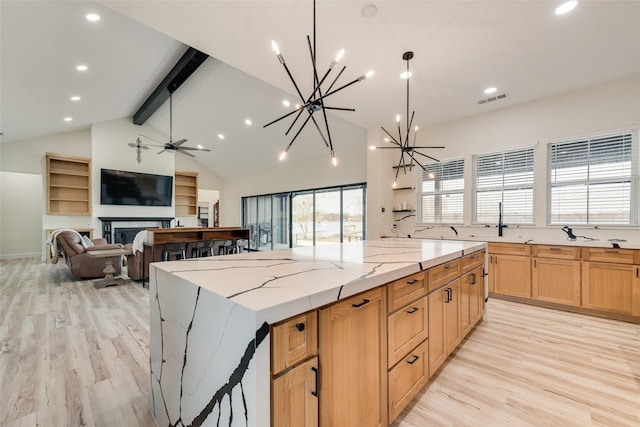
[[392, 186, 415, 191], [46, 153, 91, 215], [392, 164, 416, 170], [392, 209, 415, 213], [175, 171, 198, 217]]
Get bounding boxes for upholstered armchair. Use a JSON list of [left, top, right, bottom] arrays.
[[55, 231, 123, 279]]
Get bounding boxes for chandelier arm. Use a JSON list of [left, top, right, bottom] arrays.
[[394, 161, 401, 182], [285, 112, 316, 153], [407, 111, 415, 143], [412, 151, 441, 162], [309, 114, 331, 149], [397, 121, 402, 146], [326, 65, 346, 93], [381, 127, 401, 146], [306, 35, 321, 93], [281, 62, 306, 102], [323, 106, 356, 112], [285, 108, 306, 136], [405, 151, 428, 171], [319, 101, 335, 153], [263, 108, 300, 128]]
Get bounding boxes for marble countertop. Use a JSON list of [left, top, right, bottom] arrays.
[[447, 235, 639, 249], [150, 238, 486, 323]]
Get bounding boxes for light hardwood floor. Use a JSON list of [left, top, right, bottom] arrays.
[[1, 258, 639, 427]]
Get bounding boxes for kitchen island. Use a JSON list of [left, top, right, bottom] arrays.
[[148, 238, 487, 427]]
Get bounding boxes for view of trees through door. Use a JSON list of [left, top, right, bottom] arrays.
[[242, 184, 365, 250]]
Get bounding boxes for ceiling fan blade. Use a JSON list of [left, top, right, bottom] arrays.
[[139, 134, 166, 145], [173, 139, 188, 147], [176, 149, 195, 157], [177, 146, 211, 152], [157, 149, 166, 155]]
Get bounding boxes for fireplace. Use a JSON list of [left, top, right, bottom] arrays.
[[99, 217, 173, 244]]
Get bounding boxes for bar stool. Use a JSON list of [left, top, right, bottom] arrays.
[[191, 240, 215, 258], [218, 240, 237, 255], [161, 242, 188, 261]]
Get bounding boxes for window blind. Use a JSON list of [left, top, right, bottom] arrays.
[[420, 159, 464, 224], [473, 147, 535, 224], [548, 132, 635, 225]]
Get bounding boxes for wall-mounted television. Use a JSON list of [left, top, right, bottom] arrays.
[[100, 168, 173, 206]]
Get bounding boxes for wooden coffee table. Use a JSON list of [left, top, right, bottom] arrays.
[[86, 248, 132, 288]]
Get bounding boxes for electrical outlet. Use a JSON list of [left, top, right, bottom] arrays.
[[390, 223, 397, 230]]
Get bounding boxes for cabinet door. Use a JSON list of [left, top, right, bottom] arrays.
[[272, 357, 318, 427], [388, 297, 428, 368], [532, 258, 581, 306], [460, 267, 483, 336], [428, 288, 446, 377], [582, 262, 635, 314], [493, 254, 531, 298], [319, 287, 387, 427], [445, 280, 461, 354], [272, 311, 318, 375]]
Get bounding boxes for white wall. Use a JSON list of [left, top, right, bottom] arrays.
[[221, 144, 367, 227], [0, 172, 42, 259], [368, 73, 640, 242]]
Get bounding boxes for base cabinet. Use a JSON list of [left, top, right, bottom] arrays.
[[532, 258, 581, 306], [490, 254, 531, 298], [388, 340, 429, 421], [582, 262, 639, 315], [272, 357, 319, 427], [460, 266, 484, 336], [319, 287, 387, 427], [428, 279, 460, 377]]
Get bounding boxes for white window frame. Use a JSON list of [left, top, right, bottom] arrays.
[[418, 158, 464, 225], [547, 131, 638, 226], [472, 146, 536, 225]]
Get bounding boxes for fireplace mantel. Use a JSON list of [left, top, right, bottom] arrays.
[[99, 217, 173, 244]]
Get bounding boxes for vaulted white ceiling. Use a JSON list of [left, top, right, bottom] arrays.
[[3, 1, 640, 178]]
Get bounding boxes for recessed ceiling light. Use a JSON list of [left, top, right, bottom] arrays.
[[218, 134, 225, 140], [76, 65, 88, 71], [64, 117, 73, 122], [484, 87, 497, 94], [555, 1, 578, 15], [86, 13, 100, 22], [70, 96, 80, 101], [244, 119, 252, 126], [400, 71, 412, 79], [361, 4, 378, 18], [282, 100, 290, 107]]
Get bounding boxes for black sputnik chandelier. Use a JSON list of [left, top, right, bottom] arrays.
[[373, 51, 444, 187], [264, 0, 374, 166]]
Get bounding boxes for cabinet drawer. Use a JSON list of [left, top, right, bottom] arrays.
[[388, 297, 428, 368], [428, 259, 460, 291], [581, 247, 635, 264], [533, 245, 580, 260], [271, 311, 318, 375], [388, 340, 429, 422], [388, 272, 427, 313], [461, 250, 484, 273], [488, 242, 531, 256]]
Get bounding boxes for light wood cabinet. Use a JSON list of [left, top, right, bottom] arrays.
[[532, 257, 581, 307], [272, 311, 317, 375], [319, 287, 387, 427], [388, 340, 428, 422], [489, 242, 531, 298], [387, 297, 428, 368], [460, 266, 484, 337], [387, 271, 427, 313], [272, 357, 318, 427], [174, 171, 198, 216], [428, 279, 460, 377], [46, 153, 91, 215], [428, 259, 460, 291], [581, 262, 639, 315]]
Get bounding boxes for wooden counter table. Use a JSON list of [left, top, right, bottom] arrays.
[[141, 227, 250, 280]]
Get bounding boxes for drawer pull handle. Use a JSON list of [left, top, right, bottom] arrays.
[[444, 288, 452, 303], [311, 366, 318, 397], [407, 355, 420, 365], [469, 255, 478, 259], [444, 264, 453, 270], [605, 250, 619, 254], [406, 307, 419, 314], [406, 279, 419, 285], [470, 273, 476, 285], [549, 247, 561, 251], [295, 322, 305, 332], [352, 299, 370, 308]]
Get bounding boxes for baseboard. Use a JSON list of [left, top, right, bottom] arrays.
[[0, 252, 42, 260]]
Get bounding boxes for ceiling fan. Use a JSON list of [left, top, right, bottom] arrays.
[[139, 92, 211, 158]]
